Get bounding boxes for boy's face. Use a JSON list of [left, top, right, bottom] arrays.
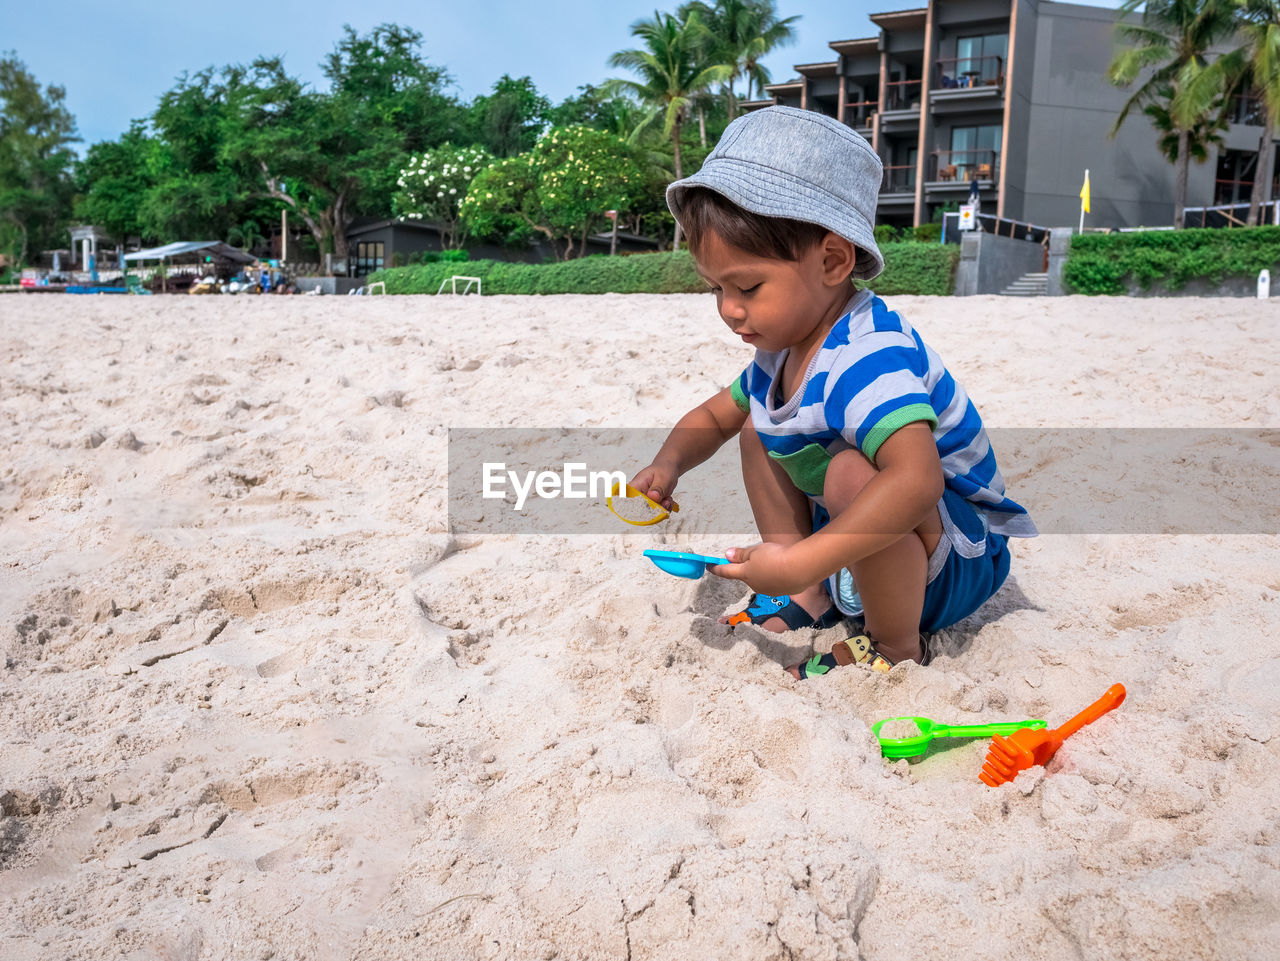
[[694, 230, 852, 354]]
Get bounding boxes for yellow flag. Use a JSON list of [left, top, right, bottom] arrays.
[[1080, 171, 1091, 213]]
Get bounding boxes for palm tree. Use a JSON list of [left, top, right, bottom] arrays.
[[1233, 0, 1280, 224], [608, 10, 733, 247], [1177, 0, 1280, 224], [1109, 0, 1241, 227], [607, 10, 733, 184], [681, 0, 800, 120]]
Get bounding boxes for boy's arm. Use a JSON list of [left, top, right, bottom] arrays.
[[714, 423, 943, 595], [632, 387, 748, 509]]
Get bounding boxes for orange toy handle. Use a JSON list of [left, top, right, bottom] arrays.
[[1055, 683, 1126, 740]]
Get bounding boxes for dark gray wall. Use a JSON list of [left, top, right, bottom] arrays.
[[1019, 1, 1218, 228], [954, 228, 1045, 294], [1001, 0, 1038, 222]]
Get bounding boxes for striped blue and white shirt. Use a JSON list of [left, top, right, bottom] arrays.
[[730, 289, 1036, 538]]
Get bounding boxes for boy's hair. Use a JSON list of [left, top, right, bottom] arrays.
[[676, 186, 832, 262]]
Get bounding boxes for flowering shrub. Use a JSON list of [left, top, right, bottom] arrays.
[[393, 143, 494, 249], [459, 125, 644, 260]]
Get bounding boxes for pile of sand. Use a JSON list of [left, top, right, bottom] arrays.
[[1, 293, 1276, 960]]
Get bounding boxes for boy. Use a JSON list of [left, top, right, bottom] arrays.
[[631, 107, 1036, 678]]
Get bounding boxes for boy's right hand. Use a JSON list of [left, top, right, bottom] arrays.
[[630, 462, 679, 511]]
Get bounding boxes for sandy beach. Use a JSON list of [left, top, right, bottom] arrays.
[[1, 292, 1278, 961]]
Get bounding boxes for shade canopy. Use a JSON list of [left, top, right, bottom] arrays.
[[124, 241, 256, 264]]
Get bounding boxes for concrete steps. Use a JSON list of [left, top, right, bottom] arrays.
[[1001, 272, 1048, 297]]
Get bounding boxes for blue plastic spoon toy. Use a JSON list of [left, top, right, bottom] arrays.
[[643, 549, 729, 579]]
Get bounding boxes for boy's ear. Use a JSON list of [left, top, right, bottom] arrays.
[[819, 232, 858, 285]]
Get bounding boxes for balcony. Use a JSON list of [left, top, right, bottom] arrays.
[[880, 164, 917, 199], [844, 98, 878, 137], [883, 79, 923, 113], [930, 57, 1005, 112], [927, 149, 999, 189], [934, 56, 1004, 90]]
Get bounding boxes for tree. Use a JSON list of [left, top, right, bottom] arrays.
[[547, 84, 645, 135], [607, 10, 733, 184], [1109, 0, 1241, 228], [146, 67, 258, 241], [607, 10, 733, 248], [1140, 87, 1230, 170], [0, 54, 78, 266], [680, 0, 799, 119], [233, 24, 465, 259], [459, 125, 644, 260], [1196, 0, 1280, 223], [393, 143, 493, 248], [1238, 0, 1280, 224], [469, 75, 549, 157], [75, 123, 163, 241]]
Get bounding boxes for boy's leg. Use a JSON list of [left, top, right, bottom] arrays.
[[790, 448, 942, 671], [719, 427, 833, 630]]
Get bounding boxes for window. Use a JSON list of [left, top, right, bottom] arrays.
[[356, 241, 384, 276], [949, 125, 1002, 179], [956, 33, 1007, 83]]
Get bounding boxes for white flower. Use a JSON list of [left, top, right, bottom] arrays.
[[449, 188, 456, 195], [438, 191, 445, 197]]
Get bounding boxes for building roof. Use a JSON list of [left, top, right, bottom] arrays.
[[796, 61, 839, 77], [869, 7, 928, 29], [829, 37, 879, 54], [764, 79, 803, 92], [123, 241, 255, 263], [347, 218, 442, 238]]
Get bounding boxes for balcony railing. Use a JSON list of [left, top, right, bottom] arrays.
[[935, 56, 1004, 90], [844, 98, 878, 128], [1214, 176, 1280, 205], [930, 149, 999, 183], [881, 164, 916, 193], [884, 79, 922, 112]]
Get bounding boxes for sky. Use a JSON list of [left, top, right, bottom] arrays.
[[8, 0, 1126, 151]]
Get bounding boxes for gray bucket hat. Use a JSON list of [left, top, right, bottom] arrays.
[[667, 105, 884, 281]]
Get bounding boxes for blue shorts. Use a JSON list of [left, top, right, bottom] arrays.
[[815, 486, 1011, 634]]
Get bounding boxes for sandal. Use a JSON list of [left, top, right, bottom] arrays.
[[726, 594, 844, 631], [792, 634, 897, 678]]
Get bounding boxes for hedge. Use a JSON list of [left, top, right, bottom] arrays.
[[368, 242, 958, 296], [1063, 226, 1280, 295]]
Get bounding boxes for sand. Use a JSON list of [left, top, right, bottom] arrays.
[[1, 292, 1277, 961]]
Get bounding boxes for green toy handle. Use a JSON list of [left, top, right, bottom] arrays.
[[934, 720, 1047, 739]]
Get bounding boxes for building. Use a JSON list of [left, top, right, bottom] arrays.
[[747, 0, 1279, 229]]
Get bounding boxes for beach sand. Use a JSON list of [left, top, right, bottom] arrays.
[[1, 293, 1277, 960]]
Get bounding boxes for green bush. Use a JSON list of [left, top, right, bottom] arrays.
[[912, 224, 943, 243], [1063, 226, 1280, 295], [369, 241, 958, 296], [369, 250, 706, 295], [873, 224, 899, 246], [868, 242, 958, 296]]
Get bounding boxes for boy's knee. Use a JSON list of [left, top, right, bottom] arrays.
[[824, 448, 878, 510]]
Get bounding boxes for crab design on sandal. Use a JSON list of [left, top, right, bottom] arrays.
[[726, 593, 844, 631], [791, 634, 896, 679]]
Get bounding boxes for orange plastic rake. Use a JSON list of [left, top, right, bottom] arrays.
[[979, 683, 1126, 787]]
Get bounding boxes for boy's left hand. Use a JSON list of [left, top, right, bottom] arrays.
[[710, 542, 804, 596]]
